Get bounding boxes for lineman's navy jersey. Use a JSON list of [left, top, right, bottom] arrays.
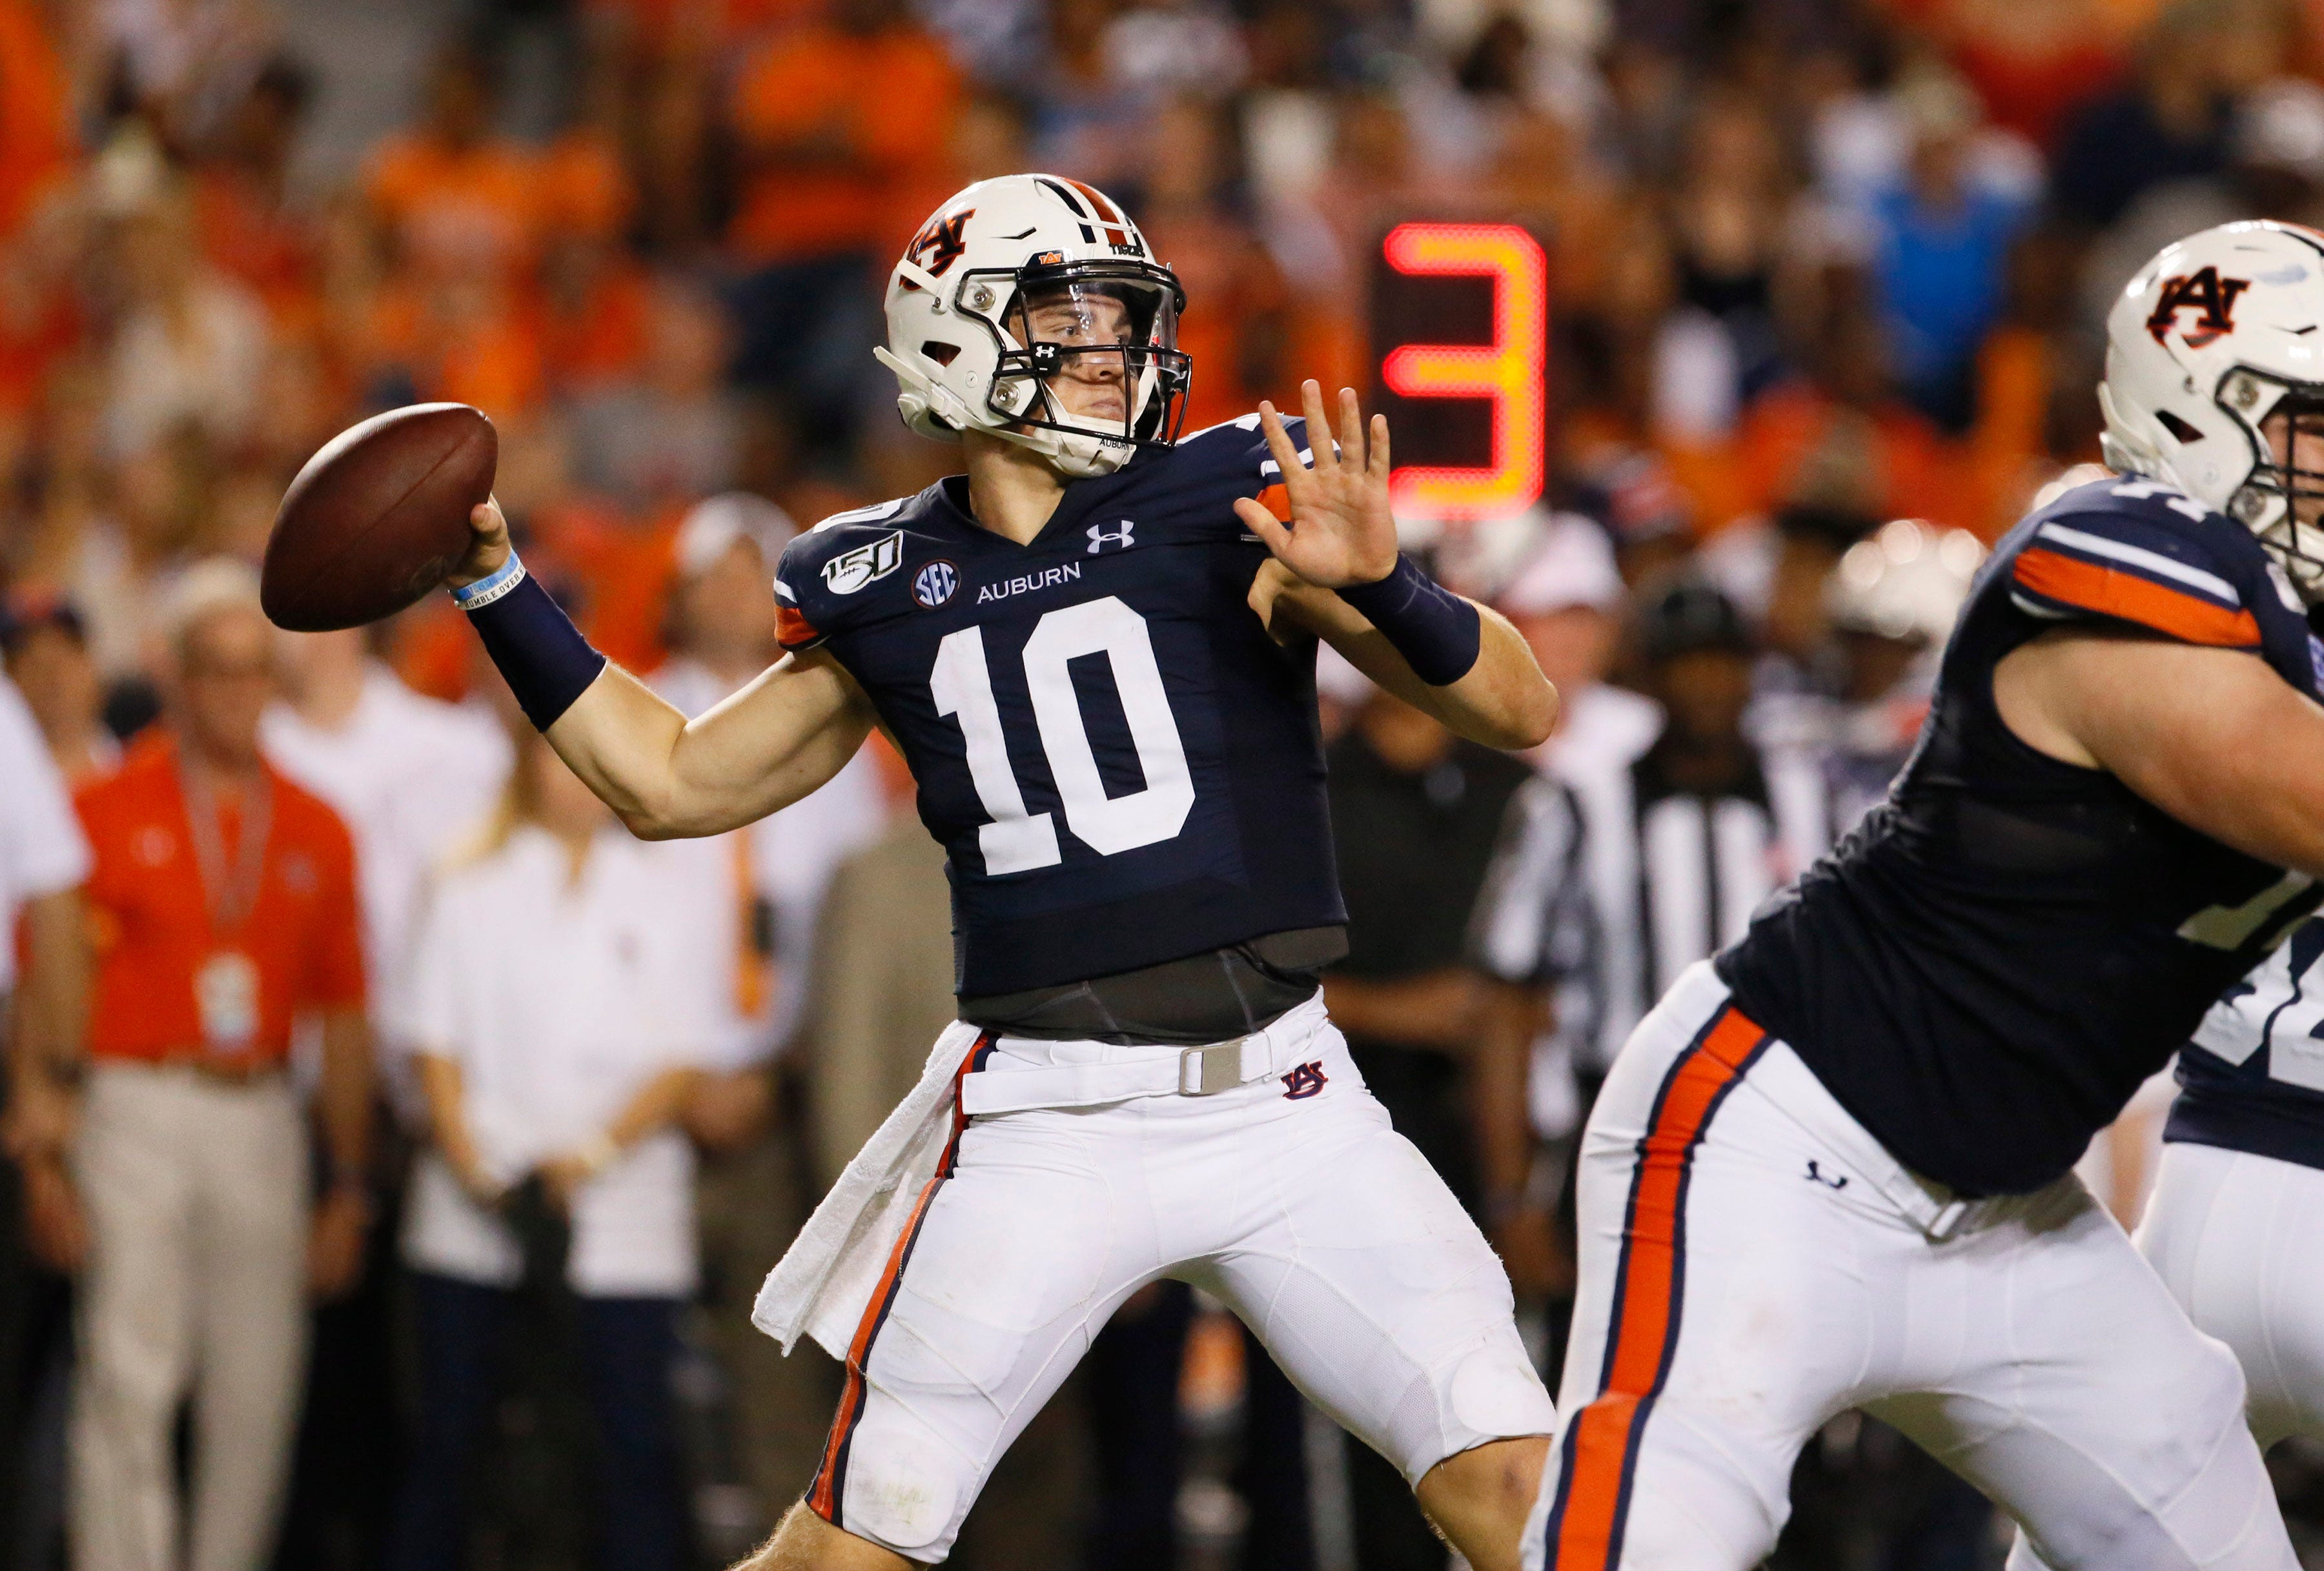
[[1718, 476, 2324, 1196], [773, 416, 1345, 997], [2170, 915, 2324, 1169]]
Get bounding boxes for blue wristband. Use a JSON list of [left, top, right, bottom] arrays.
[[1337, 554, 1482, 686], [462, 565, 607, 731], [450, 551, 527, 609]]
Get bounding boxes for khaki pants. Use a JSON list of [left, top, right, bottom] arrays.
[[70, 1064, 311, 1571]]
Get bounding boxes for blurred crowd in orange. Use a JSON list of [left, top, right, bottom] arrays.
[[0, 0, 2321, 733]]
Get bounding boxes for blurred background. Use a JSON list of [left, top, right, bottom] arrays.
[[5, 0, 2324, 1567]]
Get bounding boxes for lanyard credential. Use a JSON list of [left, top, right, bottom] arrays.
[[180, 760, 273, 1054], [181, 762, 272, 933]]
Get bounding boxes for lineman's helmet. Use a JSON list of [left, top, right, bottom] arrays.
[[2102, 219, 2324, 600], [876, 174, 1190, 479]]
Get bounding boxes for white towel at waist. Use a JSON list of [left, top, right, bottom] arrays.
[[752, 1020, 986, 1358], [751, 993, 1330, 1360]]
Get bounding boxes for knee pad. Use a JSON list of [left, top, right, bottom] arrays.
[[821, 1408, 964, 1560]]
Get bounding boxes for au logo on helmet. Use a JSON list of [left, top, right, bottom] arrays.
[[906, 208, 973, 279], [2146, 265, 2252, 348]]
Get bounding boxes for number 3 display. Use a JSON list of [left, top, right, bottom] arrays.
[[1378, 221, 1548, 522], [932, 597, 1196, 873]]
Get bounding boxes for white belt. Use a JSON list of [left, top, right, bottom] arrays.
[[956, 995, 1327, 1117], [1734, 1024, 2027, 1243]]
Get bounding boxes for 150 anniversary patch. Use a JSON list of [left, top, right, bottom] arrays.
[[822, 531, 905, 594]]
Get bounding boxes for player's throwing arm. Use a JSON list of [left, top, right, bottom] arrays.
[[440, 504, 879, 839]]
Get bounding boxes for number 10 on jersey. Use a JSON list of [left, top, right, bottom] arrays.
[[932, 596, 1196, 873]]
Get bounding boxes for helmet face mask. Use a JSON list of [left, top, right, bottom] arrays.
[[2226, 380, 2324, 599], [878, 175, 1194, 480], [969, 262, 1190, 454]]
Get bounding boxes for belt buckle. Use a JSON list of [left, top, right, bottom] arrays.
[[1924, 1195, 1972, 1243], [1179, 1038, 1250, 1095]]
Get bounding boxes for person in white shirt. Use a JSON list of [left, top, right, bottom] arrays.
[[391, 725, 722, 1571], [259, 625, 511, 1563], [646, 493, 885, 1090], [645, 493, 886, 1522], [3, 598, 122, 790], [0, 669, 92, 1555], [0, 663, 94, 1220], [262, 627, 513, 1044]]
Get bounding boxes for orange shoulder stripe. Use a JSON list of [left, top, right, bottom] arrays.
[[2012, 547, 2261, 647], [775, 600, 822, 649]]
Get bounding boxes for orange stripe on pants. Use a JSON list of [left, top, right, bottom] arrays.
[[1544, 1005, 1768, 1570], [806, 1033, 991, 1528]]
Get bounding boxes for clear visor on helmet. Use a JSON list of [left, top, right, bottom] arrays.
[[965, 261, 1191, 450]]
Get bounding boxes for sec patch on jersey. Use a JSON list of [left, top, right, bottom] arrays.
[[912, 560, 959, 609]]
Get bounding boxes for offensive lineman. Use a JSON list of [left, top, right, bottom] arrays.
[[2012, 231, 2324, 1509], [440, 175, 1560, 1568], [1527, 219, 2324, 1571]]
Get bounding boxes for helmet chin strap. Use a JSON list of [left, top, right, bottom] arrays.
[[993, 352, 1154, 478], [996, 420, 1129, 478]]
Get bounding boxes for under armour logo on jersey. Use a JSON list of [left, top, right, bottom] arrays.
[[1088, 520, 1136, 554], [1804, 1159, 1848, 1190], [2146, 265, 2251, 347], [1281, 1061, 1328, 1100]]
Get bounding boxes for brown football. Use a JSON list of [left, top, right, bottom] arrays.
[[261, 403, 497, 632]]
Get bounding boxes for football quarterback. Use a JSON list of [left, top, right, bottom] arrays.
[[442, 173, 1561, 1570]]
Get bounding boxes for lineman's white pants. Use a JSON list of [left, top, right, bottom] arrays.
[[807, 999, 1554, 1563], [1522, 961, 2292, 1571], [2139, 1139, 2324, 1450], [2017, 1138, 2324, 1571]]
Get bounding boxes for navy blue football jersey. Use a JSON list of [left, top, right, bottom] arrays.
[[1717, 475, 2324, 1196], [772, 416, 1346, 997], [2169, 915, 2324, 1170]]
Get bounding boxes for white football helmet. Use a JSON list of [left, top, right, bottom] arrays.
[[2101, 219, 2324, 600], [875, 174, 1191, 479]]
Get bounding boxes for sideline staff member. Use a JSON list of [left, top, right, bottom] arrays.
[[393, 724, 717, 1571], [66, 562, 371, 1571]]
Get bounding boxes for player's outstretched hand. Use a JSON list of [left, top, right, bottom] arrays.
[[1233, 380, 1399, 591], [445, 496, 514, 589]]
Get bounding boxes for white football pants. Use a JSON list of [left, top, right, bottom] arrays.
[[1522, 962, 2292, 1571], [2017, 1137, 2324, 1571], [810, 1001, 1555, 1561]]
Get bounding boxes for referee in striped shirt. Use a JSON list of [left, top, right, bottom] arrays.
[[1472, 580, 1830, 1203]]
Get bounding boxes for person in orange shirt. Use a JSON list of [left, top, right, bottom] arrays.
[[364, 46, 546, 289], [51, 562, 372, 1571], [0, 0, 70, 243], [724, 0, 961, 439], [360, 46, 550, 420]]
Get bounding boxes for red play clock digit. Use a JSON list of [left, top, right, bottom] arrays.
[[1371, 221, 1549, 523]]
